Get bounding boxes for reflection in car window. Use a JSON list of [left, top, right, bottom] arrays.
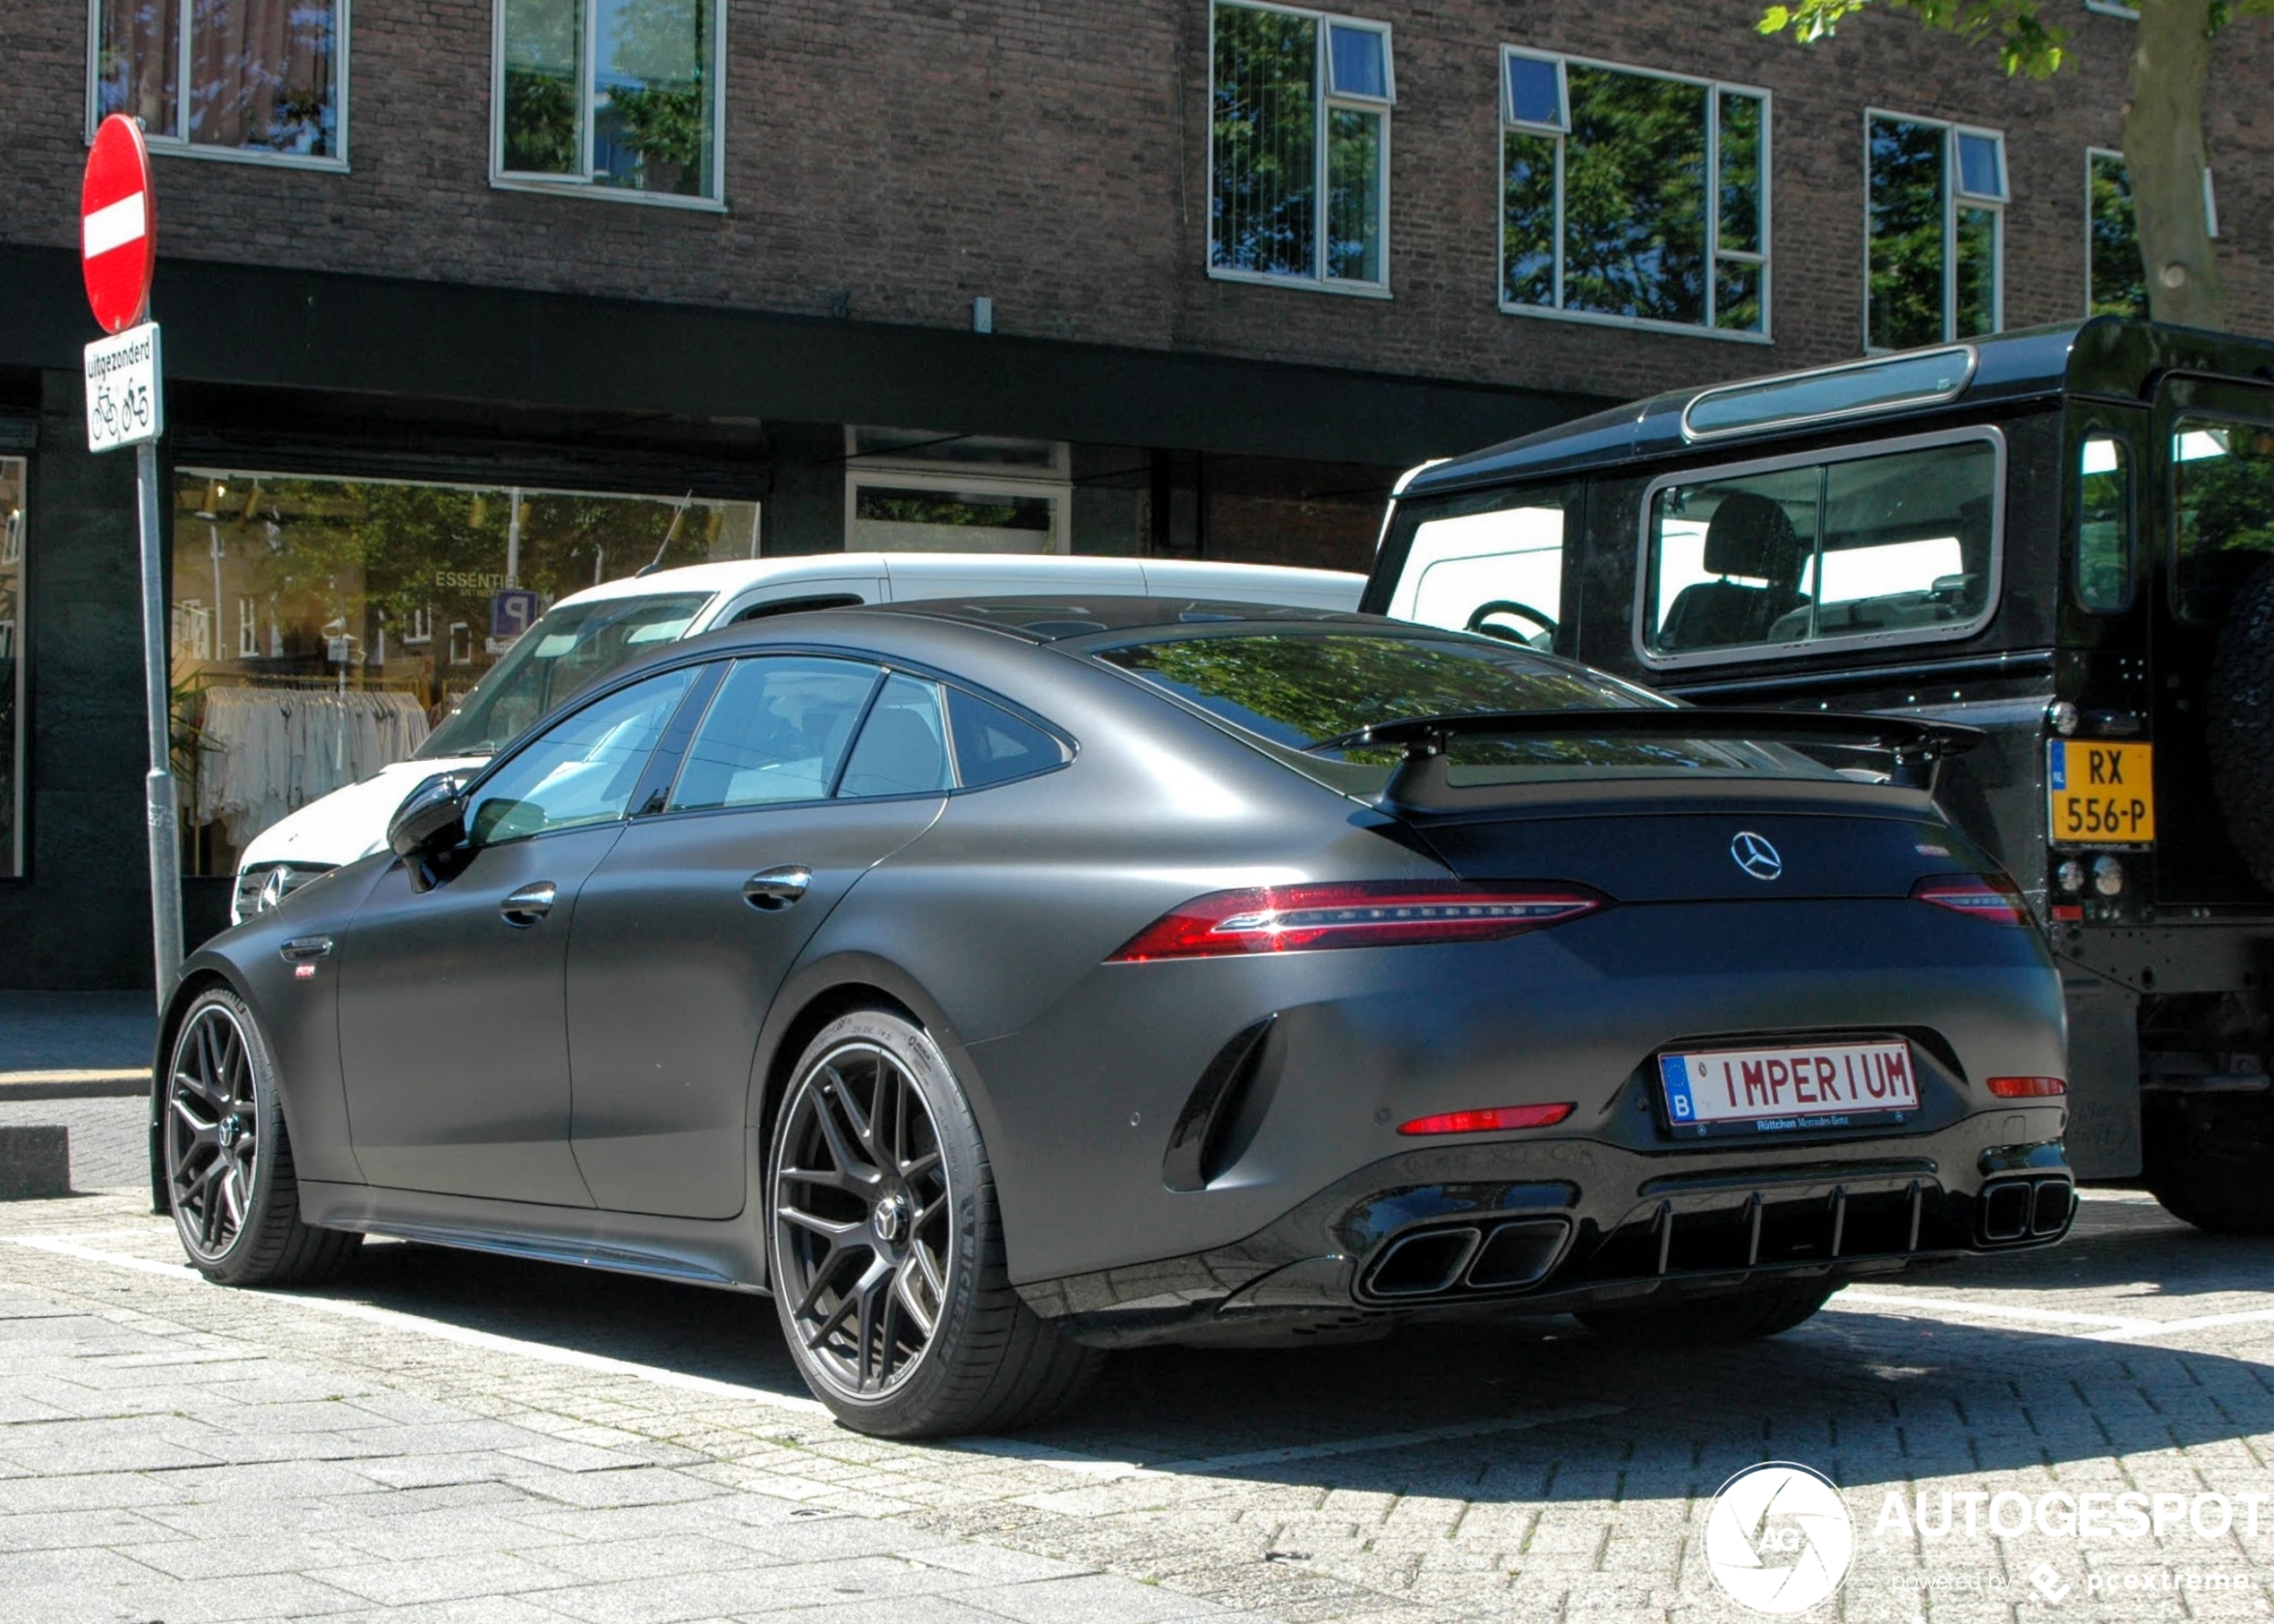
[[1096, 630, 1823, 786], [839, 676, 953, 799], [1643, 437, 1996, 657], [419, 592, 713, 758], [947, 690, 1064, 788], [467, 667, 697, 843], [669, 658, 881, 811], [2077, 434, 2133, 613], [2174, 417, 2274, 621]]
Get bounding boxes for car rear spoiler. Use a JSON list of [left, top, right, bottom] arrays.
[[1310, 709, 1986, 809]]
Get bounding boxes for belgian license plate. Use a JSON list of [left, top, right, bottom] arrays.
[[2047, 739, 2155, 846], [1658, 1039, 1919, 1137]]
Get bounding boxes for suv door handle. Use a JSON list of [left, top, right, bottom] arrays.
[[743, 866, 812, 910], [500, 882, 557, 927]]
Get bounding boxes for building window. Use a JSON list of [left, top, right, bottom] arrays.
[[0, 460, 22, 879], [169, 471, 757, 876], [90, 0, 346, 167], [494, 0, 724, 206], [1501, 52, 1768, 338], [1209, 2, 1394, 294], [1867, 113, 2006, 351], [844, 429, 1072, 553]]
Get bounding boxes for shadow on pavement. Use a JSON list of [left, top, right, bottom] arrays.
[[273, 1193, 2274, 1506]]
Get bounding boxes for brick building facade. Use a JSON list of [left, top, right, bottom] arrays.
[[0, 0, 2267, 986]]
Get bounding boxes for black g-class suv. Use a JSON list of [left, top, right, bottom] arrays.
[[1364, 319, 2274, 1232]]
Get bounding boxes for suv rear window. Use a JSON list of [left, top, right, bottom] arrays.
[[1640, 433, 1999, 662], [1096, 629, 1835, 786]]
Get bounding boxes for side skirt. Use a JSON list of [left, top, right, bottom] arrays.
[[298, 1180, 772, 1295]]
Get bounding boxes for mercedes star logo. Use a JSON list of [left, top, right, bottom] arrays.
[[1731, 831, 1783, 882]]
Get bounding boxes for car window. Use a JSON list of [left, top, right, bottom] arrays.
[[1381, 484, 1575, 651], [1095, 628, 1829, 787], [467, 667, 697, 843], [1641, 435, 1998, 659], [947, 689, 1064, 788], [2173, 417, 2274, 621], [420, 592, 713, 757], [669, 657, 882, 811], [838, 675, 953, 799], [2076, 433, 2133, 613]]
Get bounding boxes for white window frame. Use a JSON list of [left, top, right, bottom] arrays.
[[1206, 0, 1395, 299], [83, 0, 351, 172], [1863, 109, 2007, 352], [2082, 146, 2222, 315], [489, 0, 729, 212], [842, 432, 1073, 554], [1497, 48, 1773, 345]]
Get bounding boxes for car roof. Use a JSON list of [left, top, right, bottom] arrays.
[[544, 552, 1364, 612], [848, 595, 1375, 643], [1395, 317, 2274, 502]]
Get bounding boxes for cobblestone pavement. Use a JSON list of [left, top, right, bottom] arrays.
[[0, 1110, 2268, 1621]]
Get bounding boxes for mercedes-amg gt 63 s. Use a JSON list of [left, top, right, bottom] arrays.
[[154, 599, 2074, 1437]]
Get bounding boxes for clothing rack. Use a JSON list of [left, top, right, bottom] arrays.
[[188, 684, 432, 850]]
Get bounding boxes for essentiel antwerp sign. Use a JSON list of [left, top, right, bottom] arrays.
[[80, 112, 183, 1004]]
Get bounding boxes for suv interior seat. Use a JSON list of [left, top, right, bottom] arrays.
[[1658, 492, 1810, 651]]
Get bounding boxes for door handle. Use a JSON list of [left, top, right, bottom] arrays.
[[742, 866, 812, 910], [500, 882, 557, 927]]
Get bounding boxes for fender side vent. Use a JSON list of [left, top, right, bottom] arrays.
[[1162, 1016, 1278, 1192]]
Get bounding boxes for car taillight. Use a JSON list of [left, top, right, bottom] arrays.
[[1106, 881, 1603, 962], [1912, 873, 2030, 926], [1398, 1102, 1574, 1136], [1987, 1076, 2067, 1098]]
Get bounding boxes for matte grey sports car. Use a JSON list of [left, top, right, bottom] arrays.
[[154, 599, 2074, 1436]]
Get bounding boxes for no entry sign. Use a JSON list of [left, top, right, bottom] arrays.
[[81, 115, 155, 335]]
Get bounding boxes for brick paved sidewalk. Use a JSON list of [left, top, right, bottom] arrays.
[[0, 1171, 2268, 1621]]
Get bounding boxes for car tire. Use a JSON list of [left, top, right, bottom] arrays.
[[162, 987, 363, 1287], [766, 1009, 1100, 1438], [1576, 1279, 1834, 1346], [2144, 1093, 2274, 1235], [2203, 559, 2274, 891]]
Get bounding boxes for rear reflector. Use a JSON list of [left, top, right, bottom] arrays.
[[1912, 872, 2030, 926], [1107, 882, 1603, 962], [1398, 1102, 1574, 1136], [1987, 1075, 2067, 1098]]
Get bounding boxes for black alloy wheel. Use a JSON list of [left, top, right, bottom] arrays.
[[772, 1036, 954, 1397], [162, 987, 361, 1286], [767, 1010, 1099, 1437]]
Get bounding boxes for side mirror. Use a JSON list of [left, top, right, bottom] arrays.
[[387, 773, 467, 862]]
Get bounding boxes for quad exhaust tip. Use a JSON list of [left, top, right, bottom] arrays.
[[1979, 1175, 2073, 1244], [1363, 1217, 1571, 1300]]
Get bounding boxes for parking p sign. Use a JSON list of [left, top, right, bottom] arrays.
[[492, 589, 541, 641]]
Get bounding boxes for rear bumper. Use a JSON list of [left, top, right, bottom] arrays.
[[1017, 1114, 2073, 1348]]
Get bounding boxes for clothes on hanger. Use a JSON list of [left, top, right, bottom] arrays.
[[192, 687, 431, 849]]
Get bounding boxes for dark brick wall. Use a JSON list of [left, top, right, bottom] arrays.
[[3, 3, 2267, 410]]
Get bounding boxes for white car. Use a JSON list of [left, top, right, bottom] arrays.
[[232, 551, 1364, 920]]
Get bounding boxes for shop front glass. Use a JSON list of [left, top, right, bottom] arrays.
[[0, 458, 22, 878], [171, 470, 758, 876]]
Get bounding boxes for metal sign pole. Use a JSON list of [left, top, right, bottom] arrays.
[[136, 437, 182, 1005]]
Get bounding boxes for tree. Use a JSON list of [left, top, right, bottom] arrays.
[[1757, 0, 2270, 330]]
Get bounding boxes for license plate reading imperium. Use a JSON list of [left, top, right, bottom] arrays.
[[2047, 739, 2155, 846], [1658, 1040, 1919, 1137]]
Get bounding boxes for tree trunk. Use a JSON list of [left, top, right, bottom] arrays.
[[2121, 0, 2225, 329]]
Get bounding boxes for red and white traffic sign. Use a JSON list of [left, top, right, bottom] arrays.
[[81, 114, 155, 335]]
